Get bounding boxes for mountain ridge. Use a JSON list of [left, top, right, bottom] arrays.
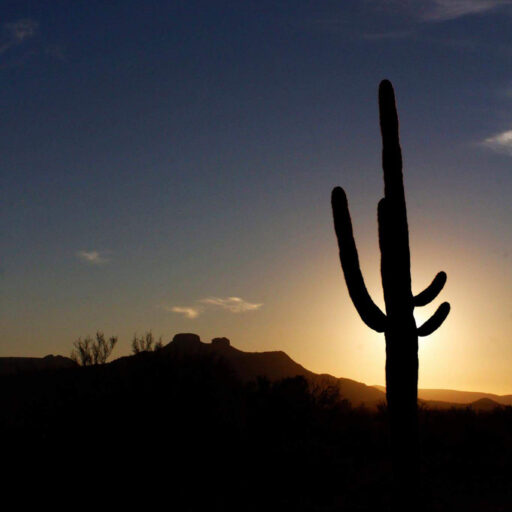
[[373, 384, 512, 407], [155, 334, 508, 410], [155, 333, 386, 406], [2, 333, 509, 410]]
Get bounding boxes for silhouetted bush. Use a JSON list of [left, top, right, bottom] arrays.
[[131, 331, 163, 354], [70, 331, 118, 365]]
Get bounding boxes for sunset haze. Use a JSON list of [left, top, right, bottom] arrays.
[[1, 1, 511, 394]]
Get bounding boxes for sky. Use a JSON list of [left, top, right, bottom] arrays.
[[1, 0, 511, 394]]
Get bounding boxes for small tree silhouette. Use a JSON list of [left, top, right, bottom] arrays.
[[131, 331, 163, 354], [71, 331, 118, 366], [331, 80, 450, 504]]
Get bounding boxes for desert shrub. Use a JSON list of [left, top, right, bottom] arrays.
[[131, 331, 163, 354], [71, 331, 118, 366]]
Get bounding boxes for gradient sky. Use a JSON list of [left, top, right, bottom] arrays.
[[1, 1, 511, 394]]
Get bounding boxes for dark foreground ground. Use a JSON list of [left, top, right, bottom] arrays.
[[1, 351, 511, 511]]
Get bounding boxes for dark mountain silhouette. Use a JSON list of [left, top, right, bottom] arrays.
[[374, 385, 512, 407], [0, 338, 393, 511], [157, 334, 508, 411], [467, 397, 504, 411], [2, 332, 512, 511], [419, 398, 504, 411], [157, 333, 386, 406], [0, 355, 77, 375], [2, 336, 506, 410]]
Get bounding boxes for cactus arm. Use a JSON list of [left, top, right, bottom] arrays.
[[332, 187, 387, 332], [417, 302, 450, 337], [414, 272, 447, 307]]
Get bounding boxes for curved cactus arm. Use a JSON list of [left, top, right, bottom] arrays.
[[417, 302, 450, 337], [332, 186, 387, 332], [414, 272, 447, 307]]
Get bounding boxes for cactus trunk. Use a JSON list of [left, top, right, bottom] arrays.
[[332, 80, 450, 506], [385, 321, 420, 503], [379, 80, 420, 500]]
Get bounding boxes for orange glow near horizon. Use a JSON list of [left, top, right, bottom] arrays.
[[258, 220, 512, 396]]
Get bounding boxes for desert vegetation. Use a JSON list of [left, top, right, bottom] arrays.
[[1, 346, 511, 511], [70, 330, 118, 366], [131, 331, 163, 354]]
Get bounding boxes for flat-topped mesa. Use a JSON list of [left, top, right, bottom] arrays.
[[169, 334, 231, 348], [211, 337, 230, 348], [171, 333, 202, 347]]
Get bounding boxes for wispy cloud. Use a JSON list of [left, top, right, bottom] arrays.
[[199, 296, 263, 313], [369, 1, 512, 23], [166, 306, 201, 319], [4, 19, 38, 43], [422, 0, 512, 21], [76, 250, 109, 265], [161, 296, 263, 319], [1, 19, 65, 67], [0, 19, 38, 55], [482, 130, 512, 156]]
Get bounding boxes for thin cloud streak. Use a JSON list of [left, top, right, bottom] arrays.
[[199, 296, 263, 313], [422, 0, 512, 21], [310, 2, 511, 42], [482, 130, 512, 156], [76, 250, 109, 265], [162, 296, 263, 319], [167, 306, 201, 319], [369, 1, 512, 23]]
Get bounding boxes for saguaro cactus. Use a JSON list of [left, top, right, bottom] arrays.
[[331, 80, 450, 501]]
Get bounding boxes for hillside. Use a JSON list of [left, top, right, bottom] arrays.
[[0, 355, 77, 375], [158, 333, 386, 406], [160, 334, 510, 409], [2, 333, 512, 511], [374, 384, 512, 407], [3, 335, 508, 409]]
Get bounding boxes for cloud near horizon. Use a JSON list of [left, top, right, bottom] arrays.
[[167, 306, 201, 319], [199, 296, 263, 313], [482, 130, 512, 156], [163, 296, 263, 319], [76, 250, 109, 265]]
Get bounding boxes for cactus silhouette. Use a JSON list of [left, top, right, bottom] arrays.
[[331, 80, 450, 502]]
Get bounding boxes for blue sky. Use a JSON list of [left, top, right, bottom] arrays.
[[1, 1, 511, 393]]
